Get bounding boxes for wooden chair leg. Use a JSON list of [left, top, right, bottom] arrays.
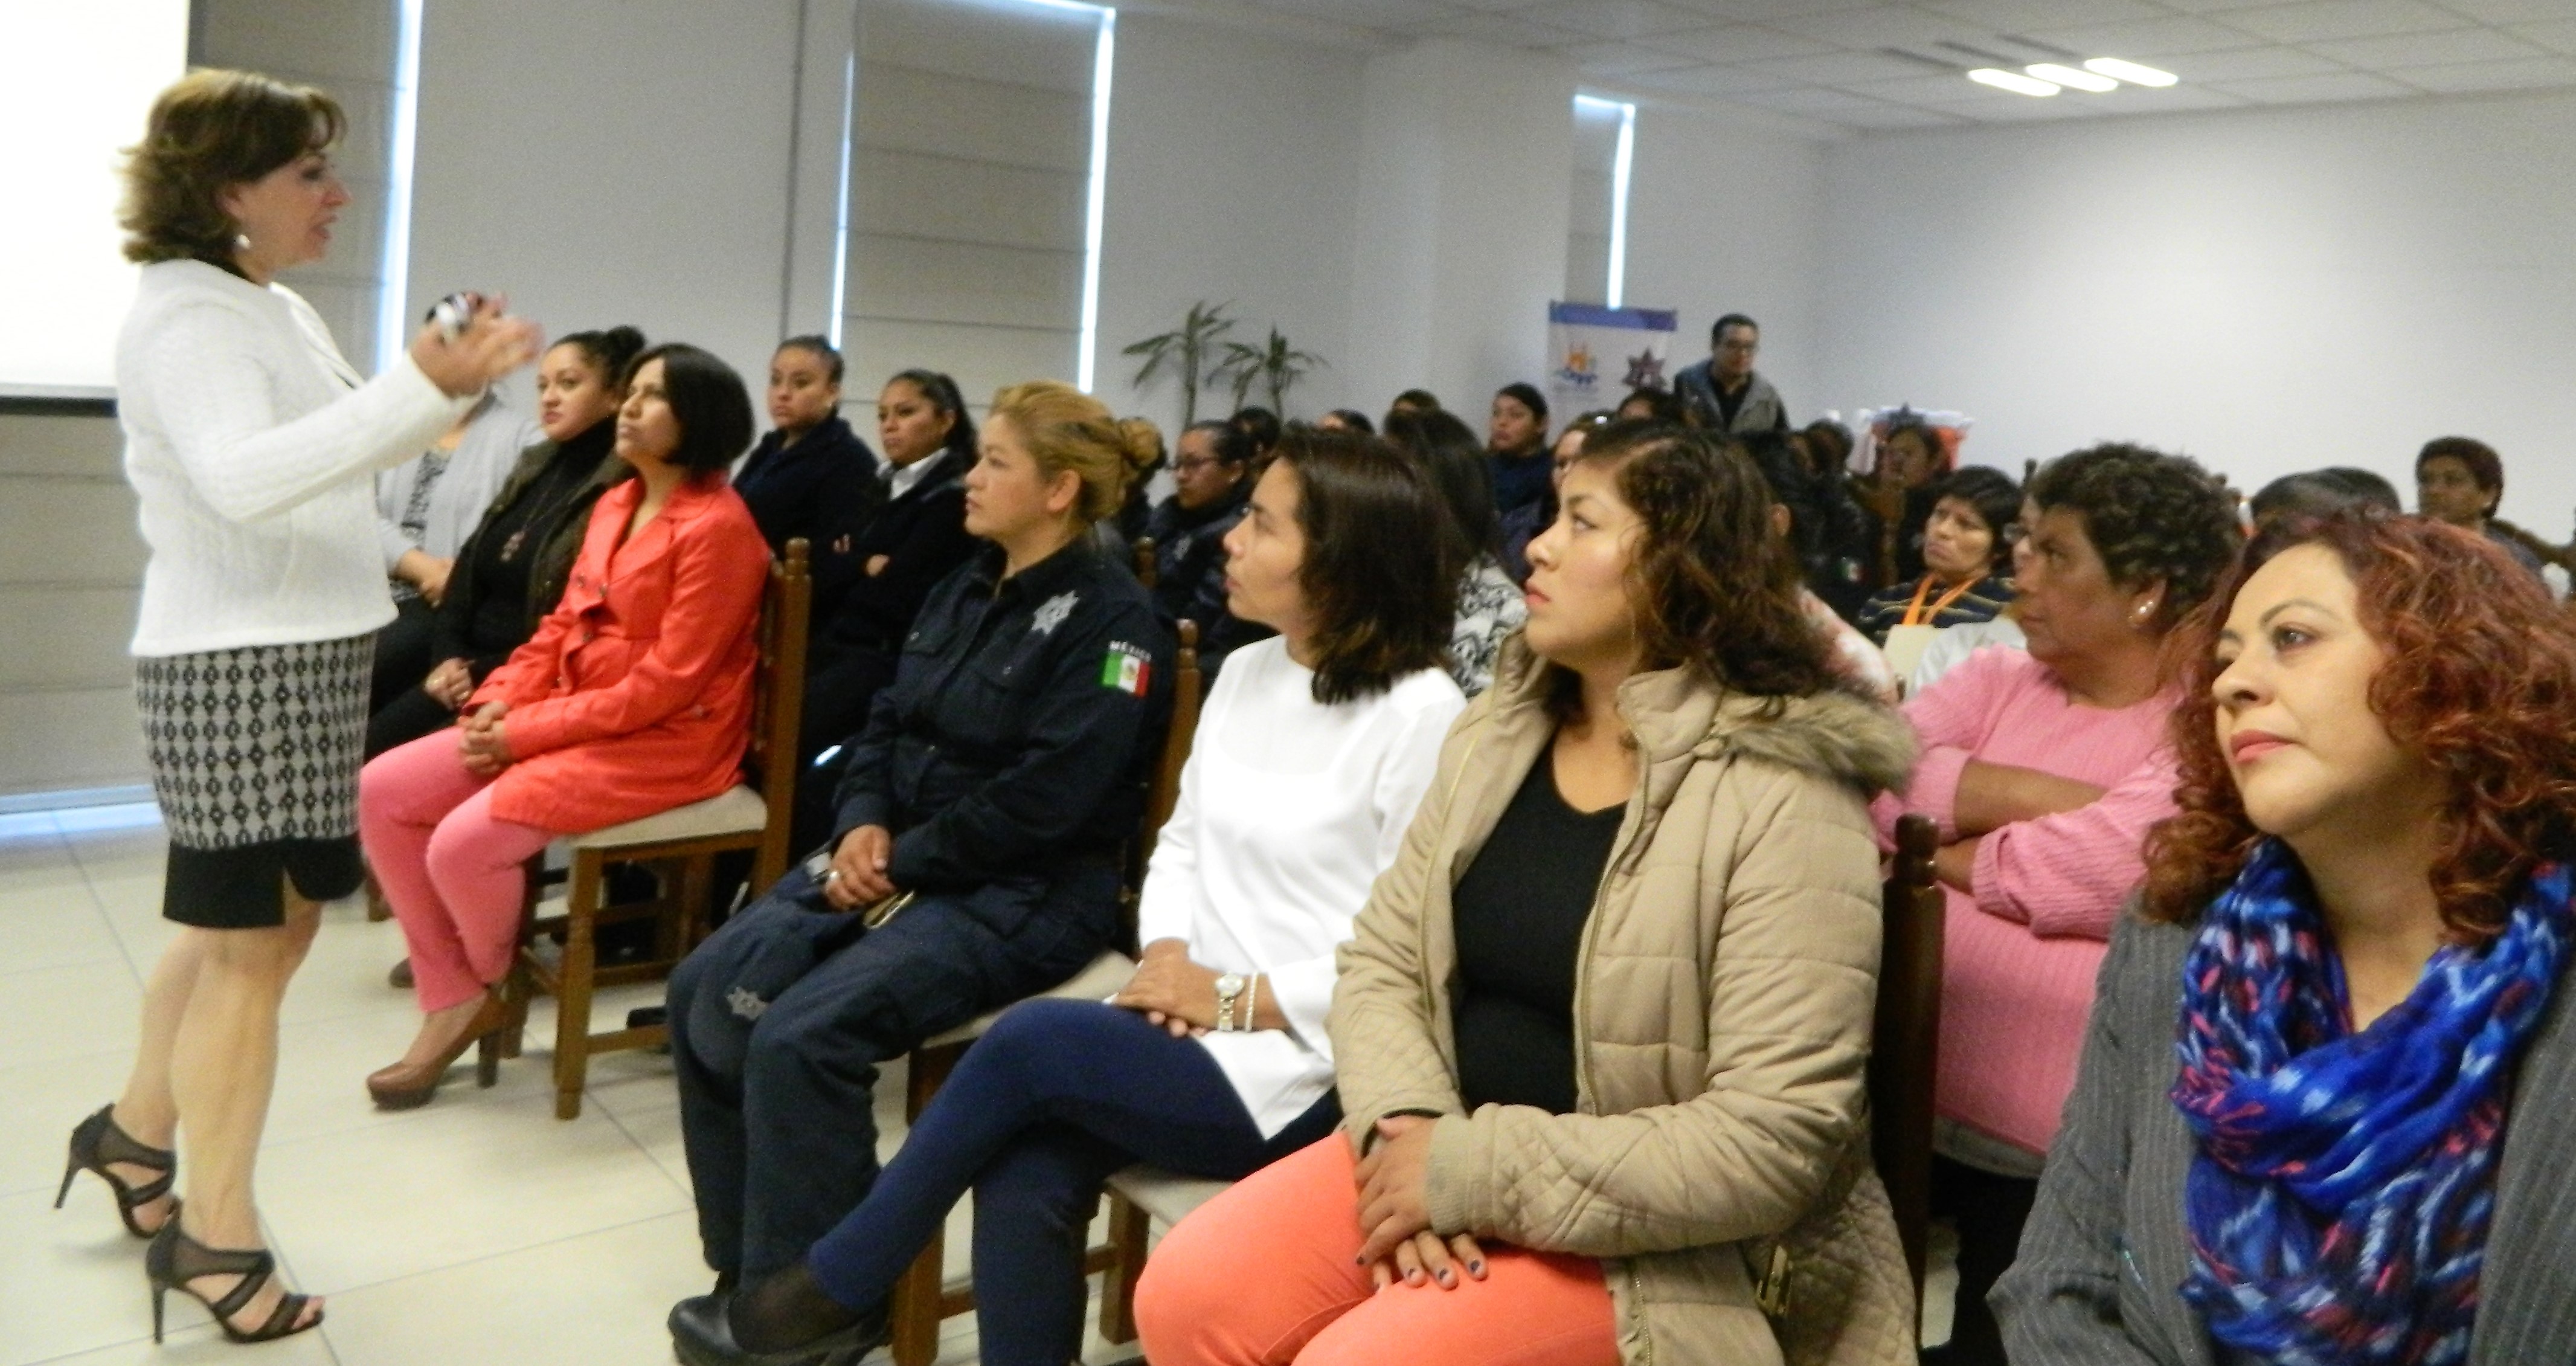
[[1097, 1190, 1149, 1345], [552, 853, 602, 1120], [889, 1239, 944, 1366]]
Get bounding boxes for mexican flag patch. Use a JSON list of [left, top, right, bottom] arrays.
[[1100, 641, 1151, 696]]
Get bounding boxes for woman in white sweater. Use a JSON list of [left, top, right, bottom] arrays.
[[667, 428, 1468, 1366], [52, 70, 535, 1345]]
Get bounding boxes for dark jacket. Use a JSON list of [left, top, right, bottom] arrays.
[[1996, 911, 2576, 1365], [830, 538, 1173, 894], [812, 448, 978, 660], [433, 421, 626, 680], [1674, 360, 1789, 435], [1142, 483, 1247, 633], [733, 414, 884, 627]]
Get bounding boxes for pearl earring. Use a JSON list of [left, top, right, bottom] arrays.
[[234, 232, 251, 251]]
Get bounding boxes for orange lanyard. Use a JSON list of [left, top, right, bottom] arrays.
[[1902, 575, 1978, 627]]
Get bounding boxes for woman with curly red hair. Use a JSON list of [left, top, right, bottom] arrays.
[[1998, 512, 2576, 1365]]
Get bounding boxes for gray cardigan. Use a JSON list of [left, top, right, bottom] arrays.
[[1996, 911, 2576, 1365]]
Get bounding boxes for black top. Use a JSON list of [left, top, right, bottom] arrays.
[[733, 414, 885, 627], [1143, 482, 1248, 637], [434, 420, 619, 678], [831, 538, 1174, 892], [1450, 755, 1624, 1116], [1489, 447, 1553, 518], [812, 448, 980, 662]]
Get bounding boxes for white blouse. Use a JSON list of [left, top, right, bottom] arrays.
[[1134, 636, 1465, 1136]]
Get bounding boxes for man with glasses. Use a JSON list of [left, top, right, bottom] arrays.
[[1674, 312, 1790, 436]]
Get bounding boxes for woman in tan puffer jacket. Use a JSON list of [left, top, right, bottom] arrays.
[[1137, 424, 1919, 1366]]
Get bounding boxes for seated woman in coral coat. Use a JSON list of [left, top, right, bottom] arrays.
[[358, 343, 771, 1109]]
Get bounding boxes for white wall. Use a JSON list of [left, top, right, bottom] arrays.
[[407, 0, 808, 407], [1347, 39, 1576, 417], [1094, 13, 1369, 429], [1621, 98, 1830, 423], [1817, 89, 2576, 531]]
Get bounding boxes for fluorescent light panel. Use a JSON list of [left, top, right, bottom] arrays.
[[2086, 57, 2178, 87], [827, 50, 855, 350], [1576, 95, 1637, 311], [2027, 62, 2117, 93], [1968, 68, 2058, 97], [376, 0, 425, 375], [1076, 6, 1114, 393]]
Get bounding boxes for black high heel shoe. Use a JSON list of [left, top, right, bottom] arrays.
[[56, 1104, 176, 1239], [145, 1220, 323, 1344]]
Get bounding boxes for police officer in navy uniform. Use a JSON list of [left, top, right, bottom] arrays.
[[666, 382, 1174, 1339]]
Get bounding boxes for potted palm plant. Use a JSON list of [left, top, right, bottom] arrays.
[[1212, 327, 1326, 417], [1121, 301, 1234, 427]]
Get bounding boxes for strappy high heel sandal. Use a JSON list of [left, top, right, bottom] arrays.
[[55, 1104, 177, 1239], [145, 1220, 323, 1344]]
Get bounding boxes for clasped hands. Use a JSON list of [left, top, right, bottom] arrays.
[[1352, 1115, 1486, 1294], [1111, 938, 1225, 1037], [456, 701, 513, 776], [821, 825, 896, 910]]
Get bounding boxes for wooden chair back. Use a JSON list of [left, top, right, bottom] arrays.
[[1132, 535, 1157, 590], [747, 540, 812, 890], [1138, 619, 1200, 866], [1872, 812, 1946, 1298]]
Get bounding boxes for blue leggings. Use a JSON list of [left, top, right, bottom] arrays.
[[803, 997, 1338, 1366]]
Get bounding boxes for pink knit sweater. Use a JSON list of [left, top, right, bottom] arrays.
[[1871, 645, 2179, 1158]]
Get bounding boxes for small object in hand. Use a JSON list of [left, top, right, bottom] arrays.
[[430, 291, 485, 342]]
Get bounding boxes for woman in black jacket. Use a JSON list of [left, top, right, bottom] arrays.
[[365, 325, 644, 758], [793, 368, 983, 851], [732, 336, 884, 630]]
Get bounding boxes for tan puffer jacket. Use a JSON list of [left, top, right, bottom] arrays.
[[1329, 637, 1919, 1366]]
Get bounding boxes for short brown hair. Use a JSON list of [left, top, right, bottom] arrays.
[[1271, 428, 1456, 705], [2144, 512, 2576, 945], [987, 381, 1145, 526], [121, 69, 346, 268]]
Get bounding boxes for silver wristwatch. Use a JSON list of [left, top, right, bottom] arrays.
[[1213, 973, 1247, 1032]]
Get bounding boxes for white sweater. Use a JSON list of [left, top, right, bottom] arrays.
[[1134, 637, 1465, 1136], [117, 260, 474, 656]]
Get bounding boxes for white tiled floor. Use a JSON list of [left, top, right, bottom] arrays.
[[0, 807, 1134, 1366]]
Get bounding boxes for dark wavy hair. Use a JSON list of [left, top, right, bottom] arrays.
[[1614, 387, 1686, 427], [122, 69, 347, 270], [2144, 512, 2576, 946], [1565, 425, 1839, 701], [2417, 436, 2505, 512], [887, 369, 978, 466], [624, 344, 754, 475], [2026, 443, 2241, 631], [1382, 407, 1500, 562], [1271, 428, 1457, 704], [776, 334, 844, 385]]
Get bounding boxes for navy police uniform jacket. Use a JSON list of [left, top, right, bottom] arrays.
[[829, 538, 1172, 892]]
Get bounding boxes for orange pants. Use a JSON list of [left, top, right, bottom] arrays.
[[1135, 1136, 1620, 1366]]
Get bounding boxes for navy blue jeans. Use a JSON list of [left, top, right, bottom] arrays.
[[804, 997, 1339, 1366], [667, 860, 1116, 1281]]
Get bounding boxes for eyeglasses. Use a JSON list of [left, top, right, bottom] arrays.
[[1174, 457, 1221, 474]]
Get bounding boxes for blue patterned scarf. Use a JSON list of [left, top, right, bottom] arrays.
[[2171, 840, 2570, 1366]]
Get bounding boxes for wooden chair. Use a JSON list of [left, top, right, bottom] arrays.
[[1132, 535, 1157, 590], [1089, 811, 1956, 1340], [482, 540, 812, 1120], [1873, 812, 1946, 1300], [884, 620, 1202, 1366]]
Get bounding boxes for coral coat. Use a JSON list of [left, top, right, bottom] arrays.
[[470, 474, 771, 833]]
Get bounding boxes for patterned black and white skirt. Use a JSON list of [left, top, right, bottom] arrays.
[[135, 634, 374, 928]]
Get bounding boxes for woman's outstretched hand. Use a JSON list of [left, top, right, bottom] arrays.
[[411, 294, 542, 398]]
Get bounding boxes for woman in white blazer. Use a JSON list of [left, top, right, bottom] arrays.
[[668, 428, 1469, 1366], [51, 69, 535, 1345]]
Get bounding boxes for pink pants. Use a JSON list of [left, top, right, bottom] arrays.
[[1135, 1136, 1620, 1366], [358, 732, 556, 1012]]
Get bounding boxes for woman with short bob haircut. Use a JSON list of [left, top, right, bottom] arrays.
[[2001, 512, 2576, 1365], [358, 343, 769, 1109], [675, 427, 1466, 1365], [63, 68, 535, 1345], [1137, 426, 1918, 1366]]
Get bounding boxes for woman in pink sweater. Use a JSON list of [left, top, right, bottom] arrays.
[[1873, 444, 2237, 1366]]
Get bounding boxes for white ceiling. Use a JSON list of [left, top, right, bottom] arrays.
[[1216, 0, 2576, 131]]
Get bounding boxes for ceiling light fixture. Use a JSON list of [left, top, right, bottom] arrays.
[[2027, 62, 2118, 92], [1968, 68, 2058, 97], [2084, 57, 2177, 87]]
